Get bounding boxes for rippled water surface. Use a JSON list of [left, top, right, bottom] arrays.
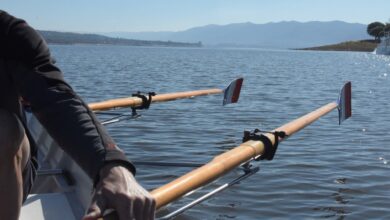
[[51, 45, 390, 219]]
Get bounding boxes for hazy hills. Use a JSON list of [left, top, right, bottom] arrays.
[[104, 21, 370, 48]]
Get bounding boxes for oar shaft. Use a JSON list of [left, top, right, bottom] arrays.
[[88, 89, 222, 111], [150, 102, 338, 209], [275, 102, 338, 136]]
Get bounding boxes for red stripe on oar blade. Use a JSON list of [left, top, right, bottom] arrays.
[[231, 78, 243, 103], [338, 81, 352, 124], [223, 78, 243, 105]]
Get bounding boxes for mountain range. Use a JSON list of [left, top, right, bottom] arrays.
[[103, 21, 370, 49]]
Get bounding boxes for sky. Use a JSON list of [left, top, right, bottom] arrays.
[[2, 0, 390, 32]]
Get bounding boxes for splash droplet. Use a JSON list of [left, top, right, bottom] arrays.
[[335, 178, 347, 184]]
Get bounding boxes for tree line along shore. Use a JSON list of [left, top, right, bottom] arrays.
[[39, 30, 202, 47], [297, 40, 378, 52], [298, 21, 389, 52]]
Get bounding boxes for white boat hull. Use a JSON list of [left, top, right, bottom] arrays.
[[375, 35, 390, 55], [21, 113, 92, 220]]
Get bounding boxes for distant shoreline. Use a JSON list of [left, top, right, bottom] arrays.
[[39, 29, 378, 52], [39, 30, 202, 48], [296, 40, 377, 52]]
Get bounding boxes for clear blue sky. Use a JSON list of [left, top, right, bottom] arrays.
[[2, 0, 390, 32]]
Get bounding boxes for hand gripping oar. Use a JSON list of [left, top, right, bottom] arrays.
[[151, 81, 352, 211], [88, 78, 244, 111]]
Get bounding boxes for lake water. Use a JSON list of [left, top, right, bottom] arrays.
[[50, 45, 390, 219]]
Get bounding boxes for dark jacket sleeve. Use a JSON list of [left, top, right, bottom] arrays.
[[0, 10, 136, 182]]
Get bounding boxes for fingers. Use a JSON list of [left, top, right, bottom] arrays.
[[136, 196, 156, 220], [83, 211, 100, 220], [97, 165, 156, 219], [133, 198, 146, 219], [144, 197, 156, 220], [114, 195, 156, 220], [141, 197, 151, 220], [102, 210, 119, 220], [114, 195, 134, 220], [83, 193, 107, 220], [83, 204, 101, 220]]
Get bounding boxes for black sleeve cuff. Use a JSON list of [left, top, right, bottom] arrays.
[[104, 149, 136, 175], [93, 149, 136, 187]]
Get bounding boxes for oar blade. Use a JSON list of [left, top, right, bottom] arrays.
[[338, 81, 352, 124], [223, 78, 244, 106]]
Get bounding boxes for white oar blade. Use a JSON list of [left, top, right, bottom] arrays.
[[223, 78, 243, 106], [338, 81, 352, 124]]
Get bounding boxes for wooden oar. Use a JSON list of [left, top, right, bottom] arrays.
[[88, 78, 243, 111], [151, 82, 352, 209]]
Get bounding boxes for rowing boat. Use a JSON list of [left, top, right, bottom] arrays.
[[20, 80, 351, 220], [375, 31, 390, 55]]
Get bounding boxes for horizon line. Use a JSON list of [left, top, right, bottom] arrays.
[[36, 19, 369, 34]]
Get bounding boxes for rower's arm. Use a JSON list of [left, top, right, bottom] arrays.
[[0, 10, 136, 182]]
